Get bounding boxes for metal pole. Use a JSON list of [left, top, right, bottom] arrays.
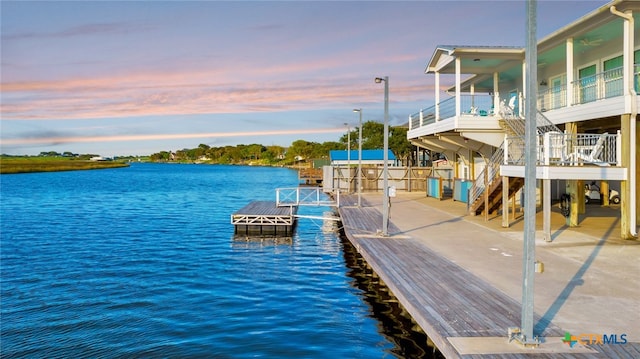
[[347, 124, 351, 193], [375, 76, 390, 236], [519, 0, 538, 346], [384, 77, 389, 236], [354, 109, 363, 207]]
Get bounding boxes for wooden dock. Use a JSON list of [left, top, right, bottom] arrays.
[[298, 168, 323, 186], [231, 201, 297, 236], [337, 194, 639, 358]]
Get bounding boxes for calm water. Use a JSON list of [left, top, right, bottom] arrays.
[[1, 163, 438, 358]]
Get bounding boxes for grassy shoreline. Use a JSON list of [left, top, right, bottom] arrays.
[[0, 157, 130, 174]]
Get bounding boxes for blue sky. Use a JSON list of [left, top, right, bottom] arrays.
[[1, 0, 609, 156]]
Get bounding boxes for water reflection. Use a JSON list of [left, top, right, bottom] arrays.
[[231, 235, 294, 248], [340, 233, 445, 359]]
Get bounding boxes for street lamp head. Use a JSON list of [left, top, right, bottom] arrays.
[[374, 77, 384, 83], [353, 108, 361, 113]]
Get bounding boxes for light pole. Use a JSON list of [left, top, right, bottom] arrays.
[[353, 109, 363, 207], [375, 76, 389, 236], [344, 122, 351, 193]]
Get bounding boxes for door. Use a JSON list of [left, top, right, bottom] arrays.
[[603, 55, 623, 98], [578, 64, 597, 104], [550, 75, 565, 109]]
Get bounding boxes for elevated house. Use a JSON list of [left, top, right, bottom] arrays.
[[407, 0, 638, 239]]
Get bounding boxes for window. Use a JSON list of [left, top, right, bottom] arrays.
[[635, 49, 640, 92]]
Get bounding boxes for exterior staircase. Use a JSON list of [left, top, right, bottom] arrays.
[[469, 106, 561, 216]]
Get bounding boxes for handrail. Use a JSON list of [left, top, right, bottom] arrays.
[[276, 187, 336, 207], [504, 132, 620, 166], [500, 107, 562, 137], [469, 144, 504, 206], [470, 108, 560, 207], [409, 94, 495, 130], [571, 66, 626, 105]]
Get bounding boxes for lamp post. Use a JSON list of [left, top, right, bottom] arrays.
[[353, 109, 363, 207], [375, 76, 389, 236], [344, 122, 351, 193]]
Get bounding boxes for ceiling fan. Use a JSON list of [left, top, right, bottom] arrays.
[[580, 37, 604, 47]]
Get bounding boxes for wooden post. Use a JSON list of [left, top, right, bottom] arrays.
[[484, 167, 489, 221], [601, 180, 609, 206], [543, 179, 551, 241], [620, 114, 635, 239], [568, 180, 579, 227], [564, 122, 580, 227], [502, 176, 509, 227], [578, 180, 585, 214]]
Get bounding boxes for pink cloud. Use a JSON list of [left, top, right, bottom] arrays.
[[2, 64, 431, 121], [1, 128, 344, 146]]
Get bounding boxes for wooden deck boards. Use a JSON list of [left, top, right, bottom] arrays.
[[233, 201, 292, 216], [231, 201, 296, 235], [338, 195, 637, 358]]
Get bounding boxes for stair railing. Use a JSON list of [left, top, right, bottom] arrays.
[[469, 144, 505, 207], [471, 104, 560, 209]]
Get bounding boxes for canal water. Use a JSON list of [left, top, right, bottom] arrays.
[[1, 163, 441, 358]]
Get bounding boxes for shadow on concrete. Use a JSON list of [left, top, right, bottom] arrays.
[[551, 225, 570, 241], [534, 217, 619, 335], [396, 216, 463, 236]]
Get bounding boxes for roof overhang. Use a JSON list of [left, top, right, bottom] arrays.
[[425, 46, 524, 75], [538, 0, 639, 53]]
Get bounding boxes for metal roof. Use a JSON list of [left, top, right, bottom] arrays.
[[329, 149, 396, 161]]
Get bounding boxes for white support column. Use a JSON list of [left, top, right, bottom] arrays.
[[435, 72, 441, 121], [543, 132, 550, 165], [456, 57, 461, 116], [566, 38, 574, 106], [493, 72, 500, 113], [504, 136, 509, 165], [471, 83, 475, 112]]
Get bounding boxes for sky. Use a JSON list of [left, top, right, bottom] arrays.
[[1, 0, 610, 157]]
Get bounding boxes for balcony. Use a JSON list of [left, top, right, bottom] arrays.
[[504, 132, 621, 166], [410, 64, 639, 133], [409, 94, 494, 131], [500, 132, 627, 181], [537, 64, 639, 111]]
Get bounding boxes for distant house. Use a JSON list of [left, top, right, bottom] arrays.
[[329, 149, 397, 166]]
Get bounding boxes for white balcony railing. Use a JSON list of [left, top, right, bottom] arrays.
[[504, 132, 621, 166], [408, 94, 495, 130], [411, 65, 640, 131]]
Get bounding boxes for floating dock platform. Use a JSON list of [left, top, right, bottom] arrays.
[[231, 201, 297, 235]]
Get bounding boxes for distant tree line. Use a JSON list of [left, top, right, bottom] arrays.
[[152, 121, 414, 165]]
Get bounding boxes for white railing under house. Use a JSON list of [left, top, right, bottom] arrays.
[[503, 131, 621, 166]]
